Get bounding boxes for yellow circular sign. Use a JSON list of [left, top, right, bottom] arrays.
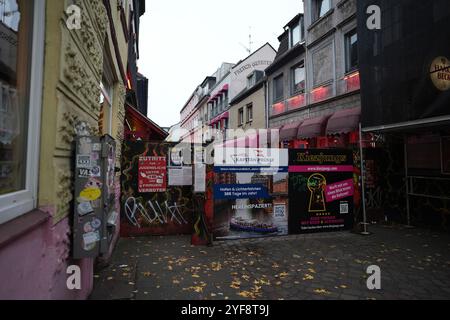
[[79, 188, 102, 201], [430, 56, 450, 91]]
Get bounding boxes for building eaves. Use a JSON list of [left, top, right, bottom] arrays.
[[265, 43, 305, 76]]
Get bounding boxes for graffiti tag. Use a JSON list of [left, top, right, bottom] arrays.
[[124, 197, 188, 228]]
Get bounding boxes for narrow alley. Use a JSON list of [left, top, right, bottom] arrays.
[[90, 225, 450, 300]]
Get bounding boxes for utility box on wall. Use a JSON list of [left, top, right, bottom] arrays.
[[72, 135, 117, 259]]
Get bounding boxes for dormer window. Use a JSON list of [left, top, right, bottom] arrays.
[[247, 73, 256, 88], [291, 24, 300, 47], [289, 17, 304, 48]]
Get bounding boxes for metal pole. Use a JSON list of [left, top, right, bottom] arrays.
[[359, 123, 370, 235], [404, 136, 413, 228]]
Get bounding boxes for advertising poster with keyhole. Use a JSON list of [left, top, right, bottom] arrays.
[[138, 156, 167, 193], [288, 149, 354, 234]]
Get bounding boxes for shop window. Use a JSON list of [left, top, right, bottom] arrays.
[[273, 74, 284, 102], [291, 62, 305, 94], [345, 29, 358, 73], [441, 137, 450, 174], [0, 0, 45, 223]]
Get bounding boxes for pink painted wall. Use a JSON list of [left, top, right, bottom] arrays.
[[0, 216, 93, 300]]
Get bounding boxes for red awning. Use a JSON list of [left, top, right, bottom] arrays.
[[326, 107, 361, 135], [220, 84, 229, 92], [297, 115, 332, 139], [280, 122, 303, 141]]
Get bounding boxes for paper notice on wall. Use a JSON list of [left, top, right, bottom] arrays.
[[194, 164, 206, 193], [168, 166, 193, 186]]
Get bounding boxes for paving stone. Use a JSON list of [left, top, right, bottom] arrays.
[[90, 225, 450, 300]]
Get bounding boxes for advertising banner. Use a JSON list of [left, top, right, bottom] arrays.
[[138, 156, 167, 193], [213, 148, 289, 240], [288, 149, 354, 234]]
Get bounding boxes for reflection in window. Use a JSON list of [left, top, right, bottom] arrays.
[[0, 0, 32, 195], [291, 24, 300, 47], [292, 63, 305, 94], [315, 0, 331, 21], [345, 29, 358, 72]]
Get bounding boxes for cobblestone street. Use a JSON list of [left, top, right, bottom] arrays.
[[90, 225, 450, 300]]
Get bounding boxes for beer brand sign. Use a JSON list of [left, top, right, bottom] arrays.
[[430, 56, 450, 91]]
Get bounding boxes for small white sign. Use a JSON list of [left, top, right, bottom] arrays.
[[194, 164, 206, 193]]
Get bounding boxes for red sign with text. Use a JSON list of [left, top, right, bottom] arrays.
[[138, 156, 167, 193]]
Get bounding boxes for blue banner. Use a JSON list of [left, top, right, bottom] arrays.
[[214, 184, 270, 200], [214, 166, 288, 174]]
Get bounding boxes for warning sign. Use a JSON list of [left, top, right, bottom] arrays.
[[138, 156, 167, 193]]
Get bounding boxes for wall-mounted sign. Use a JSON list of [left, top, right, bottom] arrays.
[[288, 149, 354, 234], [138, 156, 167, 193], [430, 56, 450, 91]]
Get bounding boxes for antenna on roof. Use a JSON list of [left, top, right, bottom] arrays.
[[239, 26, 253, 55]]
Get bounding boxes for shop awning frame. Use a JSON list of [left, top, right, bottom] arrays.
[[297, 115, 332, 139], [326, 107, 361, 135], [280, 122, 303, 141]]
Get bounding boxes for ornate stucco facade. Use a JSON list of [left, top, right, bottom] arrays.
[[0, 0, 130, 299]]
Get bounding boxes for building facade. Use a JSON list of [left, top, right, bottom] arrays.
[[208, 44, 276, 140], [0, 0, 134, 299], [228, 70, 266, 132], [358, 0, 450, 228], [266, 13, 307, 144], [268, 2, 361, 149]]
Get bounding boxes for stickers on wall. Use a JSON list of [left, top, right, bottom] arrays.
[[77, 201, 94, 216], [79, 137, 92, 154], [77, 166, 101, 178], [78, 177, 103, 206], [90, 165, 101, 177], [82, 231, 100, 251], [82, 217, 102, 251], [92, 143, 102, 152], [77, 155, 91, 168]]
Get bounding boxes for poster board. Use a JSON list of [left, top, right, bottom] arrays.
[[213, 148, 289, 240], [288, 149, 354, 234]]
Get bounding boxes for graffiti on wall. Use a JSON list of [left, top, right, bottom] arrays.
[[121, 141, 193, 236]]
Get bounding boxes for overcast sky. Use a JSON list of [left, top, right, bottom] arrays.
[[138, 0, 304, 128]]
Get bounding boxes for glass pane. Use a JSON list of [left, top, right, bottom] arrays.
[[346, 31, 358, 72], [293, 65, 305, 92], [319, 0, 330, 18], [350, 33, 358, 68], [291, 24, 300, 46], [0, 0, 33, 195], [274, 76, 284, 101]]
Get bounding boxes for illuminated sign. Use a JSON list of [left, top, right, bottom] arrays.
[[430, 56, 450, 91]]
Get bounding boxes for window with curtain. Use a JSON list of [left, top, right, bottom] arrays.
[[0, 0, 33, 196]]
